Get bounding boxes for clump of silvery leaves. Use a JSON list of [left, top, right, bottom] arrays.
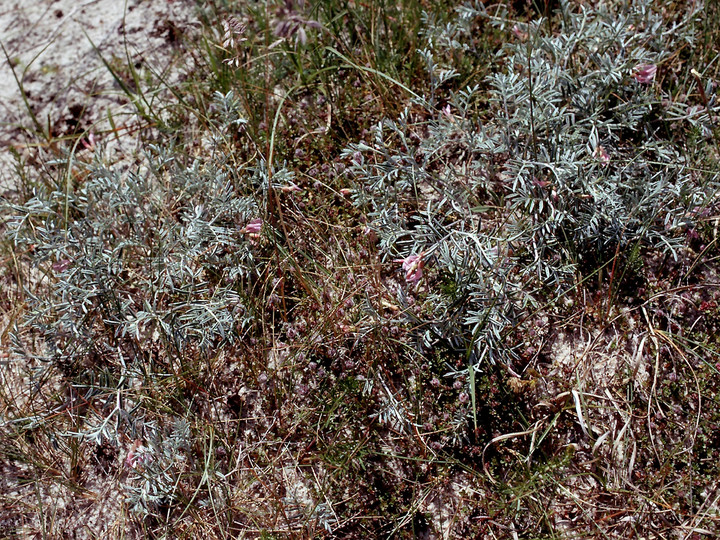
[[123, 419, 192, 516], [2, 90, 278, 487], [343, 0, 717, 371], [5, 91, 269, 377]]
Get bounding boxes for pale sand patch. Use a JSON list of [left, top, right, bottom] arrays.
[[0, 0, 197, 193]]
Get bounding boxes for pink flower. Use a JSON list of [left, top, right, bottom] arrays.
[[593, 145, 610, 165], [125, 440, 152, 470], [242, 218, 262, 236], [633, 63, 657, 84], [512, 25, 528, 40], [394, 253, 425, 285], [280, 183, 302, 193], [81, 132, 96, 151], [52, 259, 72, 273]]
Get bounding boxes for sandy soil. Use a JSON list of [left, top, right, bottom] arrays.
[[0, 0, 196, 193]]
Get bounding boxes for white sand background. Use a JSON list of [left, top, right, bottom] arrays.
[[0, 0, 197, 193]]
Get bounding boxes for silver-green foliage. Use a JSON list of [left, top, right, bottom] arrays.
[[123, 418, 192, 516], [6, 132, 263, 370], [344, 0, 717, 367]]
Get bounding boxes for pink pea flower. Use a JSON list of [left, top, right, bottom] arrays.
[[512, 25, 528, 40], [593, 145, 610, 165], [125, 440, 152, 470], [52, 259, 72, 273], [242, 218, 263, 243], [633, 63, 657, 84], [81, 132, 96, 151], [394, 253, 425, 285], [280, 183, 302, 193], [242, 218, 262, 235]]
